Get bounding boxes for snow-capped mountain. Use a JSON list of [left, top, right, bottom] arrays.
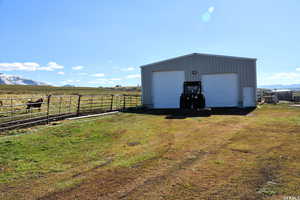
[[0, 73, 47, 85]]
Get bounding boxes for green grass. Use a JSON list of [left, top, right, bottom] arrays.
[[0, 120, 113, 182], [0, 113, 160, 183], [0, 104, 300, 199]]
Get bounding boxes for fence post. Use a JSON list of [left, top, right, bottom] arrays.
[[130, 96, 132, 107], [10, 98, 13, 121], [90, 95, 93, 111], [68, 96, 72, 113], [110, 95, 114, 111], [123, 95, 126, 110], [46, 95, 51, 124], [59, 96, 62, 114], [77, 95, 82, 116]]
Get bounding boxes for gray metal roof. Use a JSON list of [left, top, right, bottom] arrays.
[[140, 53, 257, 68]]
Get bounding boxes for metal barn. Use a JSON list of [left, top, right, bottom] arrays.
[[141, 53, 257, 109]]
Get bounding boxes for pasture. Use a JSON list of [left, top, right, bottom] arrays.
[[0, 85, 141, 129], [0, 85, 141, 95], [0, 104, 299, 200]]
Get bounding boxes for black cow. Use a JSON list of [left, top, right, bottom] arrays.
[[26, 98, 44, 111]]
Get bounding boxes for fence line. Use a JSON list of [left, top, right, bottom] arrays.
[[0, 94, 141, 131]]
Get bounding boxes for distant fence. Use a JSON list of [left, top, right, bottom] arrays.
[[0, 94, 141, 131]]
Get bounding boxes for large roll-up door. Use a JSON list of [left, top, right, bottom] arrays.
[[202, 73, 239, 107], [152, 71, 185, 108]]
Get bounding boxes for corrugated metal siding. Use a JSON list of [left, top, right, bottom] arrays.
[[141, 54, 257, 108]]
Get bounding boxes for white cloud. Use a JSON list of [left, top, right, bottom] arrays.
[[296, 68, 300, 71], [91, 73, 105, 77], [121, 67, 135, 71], [0, 62, 40, 71], [38, 62, 64, 71], [126, 74, 141, 79], [62, 80, 81, 84], [260, 71, 300, 85], [0, 62, 64, 71], [268, 72, 300, 80], [72, 66, 84, 70], [57, 71, 65, 75], [110, 78, 122, 81]]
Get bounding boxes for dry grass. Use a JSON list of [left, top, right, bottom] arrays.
[[0, 85, 141, 95], [0, 86, 141, 124], [0, 104, 299, 200]]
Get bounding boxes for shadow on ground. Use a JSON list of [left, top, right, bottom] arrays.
[[123, 107, 256, 119]]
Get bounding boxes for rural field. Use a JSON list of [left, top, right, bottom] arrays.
[[0, 85, 141, 126], [0, 85, 141, 95], [0, 104, 300, 200]]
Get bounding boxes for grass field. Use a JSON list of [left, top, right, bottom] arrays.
[[0, 104, 300, 199], [0, 85, 141, 95], [0, 85, 141, 124]]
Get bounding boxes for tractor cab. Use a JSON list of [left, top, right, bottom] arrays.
[[180, 81, 206, 110]]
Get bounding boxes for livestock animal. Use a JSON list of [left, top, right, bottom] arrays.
[[26, 98, 44, 111]]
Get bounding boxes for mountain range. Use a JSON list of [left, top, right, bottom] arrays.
[[259, 84, 300, 90], [0, 73, 47, 86]]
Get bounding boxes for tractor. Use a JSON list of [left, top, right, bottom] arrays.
[[180, 81, 207, 111]]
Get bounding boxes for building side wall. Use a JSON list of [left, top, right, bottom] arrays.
[[141, 54, 257, 108]]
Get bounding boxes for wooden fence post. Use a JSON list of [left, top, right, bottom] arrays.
[[123, 95, 126, 110], [59, 96, 62, 114], [68, 96, 72, 113], [77, 95, 82, 116], [10, 98, 13, 120], [90, 95, 93, 111], [46, 95, 51, 124], [130, 96, 132, 107], [110, 95, 114, 111]]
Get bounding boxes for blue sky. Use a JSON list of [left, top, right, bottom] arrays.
[[0, 0, 299, 87]]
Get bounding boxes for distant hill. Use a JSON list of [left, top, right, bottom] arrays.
[[259, 84, 300, 90], [62, 84, 75, 87], [0, 73, 47, 86]]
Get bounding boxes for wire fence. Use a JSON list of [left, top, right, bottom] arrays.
[[0, 94, 141, 131]]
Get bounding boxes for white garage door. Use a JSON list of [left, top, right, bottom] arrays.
[[202, 73, 239, 107], [152, 71, 185, 108]]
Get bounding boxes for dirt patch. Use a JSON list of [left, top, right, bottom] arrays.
[[39, 150, 209, 200], [71, 159, 113, 178], [230, 148, 252, 154], [127, 141, 141, 146]]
